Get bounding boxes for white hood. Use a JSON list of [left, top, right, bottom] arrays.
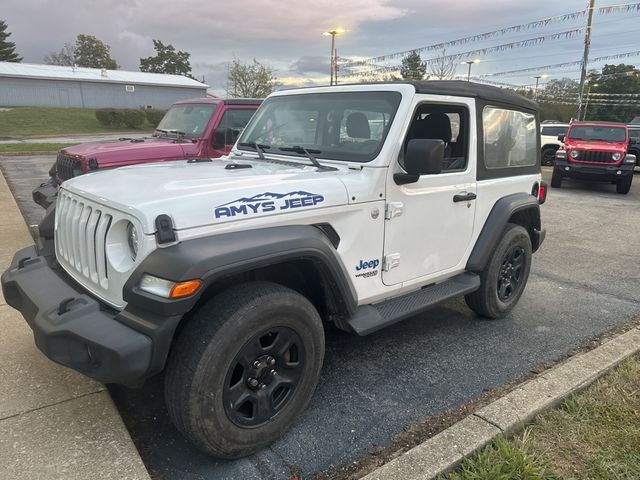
[[62, 158, 350, 233]]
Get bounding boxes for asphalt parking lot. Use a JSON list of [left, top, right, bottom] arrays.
[[1, 155, 639, 480]]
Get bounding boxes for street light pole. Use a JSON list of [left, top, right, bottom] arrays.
[[462, 59, 481, 81], [323, 29, 344, 86], [532, 74, 548, 101], [576, 0, 596, 120]]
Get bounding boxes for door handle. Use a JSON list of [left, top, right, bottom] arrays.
[[453, 192, 477, 203]]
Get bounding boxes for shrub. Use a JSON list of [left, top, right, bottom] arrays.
[[122, 109, 146, 128], [95, 108, 124, 128], [145, 109, 167, 128]]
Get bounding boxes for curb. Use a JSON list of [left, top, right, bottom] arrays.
[[0, 151, 60, 156], [362, 325, 640, 480]]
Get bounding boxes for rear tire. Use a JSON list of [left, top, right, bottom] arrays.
[[465, 224, 532, 319], [551, 168, 562, 188], [616, 175, 632, 194], [164, 281, 325, 459]]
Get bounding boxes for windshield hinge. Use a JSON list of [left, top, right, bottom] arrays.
[[385, 202, 404, 220]]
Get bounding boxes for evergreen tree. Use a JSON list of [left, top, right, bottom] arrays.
[[400, 51, 426, 80], [0, 19, 22, 63]]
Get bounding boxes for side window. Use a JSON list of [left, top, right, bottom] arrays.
[[218, 109, 256, 145], [403, 104, 469, 172], [483, 107, 537, 168]]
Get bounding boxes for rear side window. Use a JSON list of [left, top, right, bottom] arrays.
[[483, 107, 537, 169], [541, 126, 568, 136]]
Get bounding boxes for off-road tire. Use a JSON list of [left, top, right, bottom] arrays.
[[616, 175, 632, 194], [541, 146, 557, 166], [550, 168, 562, 188], [164, 281, 325, 459], [465, 223, 532, 319]]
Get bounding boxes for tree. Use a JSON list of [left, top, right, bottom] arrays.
[[400, 51, 426, 81], [427, 50, 457, 80], [0, 19, 22, 62], [75, 34, 118, 69], [227, 58, 276, 98], [44, 43, 76, 66], [586, 64, 640, 122], [140, 40, 192, 76], [44, 34, 118, 69]]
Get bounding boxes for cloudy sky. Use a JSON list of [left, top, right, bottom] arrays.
[[3, 0, 639, 95]]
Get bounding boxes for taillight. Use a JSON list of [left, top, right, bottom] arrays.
[[532, 182, 547, 204], [538, 182, 547, 204]]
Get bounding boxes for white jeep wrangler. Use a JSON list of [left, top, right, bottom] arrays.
[[2, 81, 546, 459]]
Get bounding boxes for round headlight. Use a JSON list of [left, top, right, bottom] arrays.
[[127, 222, 139, 260], [612, 152, 622, 161], [570, 150, 579, 159]]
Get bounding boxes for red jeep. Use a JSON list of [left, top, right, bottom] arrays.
[[553, 121, 637, 194], [33, 98, 261, 208]]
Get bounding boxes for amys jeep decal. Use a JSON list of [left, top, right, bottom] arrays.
[[214, 191, 325, 218]]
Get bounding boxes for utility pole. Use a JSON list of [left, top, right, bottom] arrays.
[[323, 29, 345, 86], [576, 0, 596, 120]]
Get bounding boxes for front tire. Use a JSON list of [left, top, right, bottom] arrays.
[[465, 224, 532, 319], [541, 146, 557, 166], [164, 281, 325, 459], [616, 174, 632, 194], [551, 168, 563, 188]]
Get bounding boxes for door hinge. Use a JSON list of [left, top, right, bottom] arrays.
[[385, 202, 404, 220], [382, 253, 401, 271]]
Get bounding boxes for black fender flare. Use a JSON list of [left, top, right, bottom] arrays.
[[123, 224, 358, 318], [466, 193, 542, 272]]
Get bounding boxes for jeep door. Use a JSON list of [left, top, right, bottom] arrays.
[[383, 97, 477, 286]]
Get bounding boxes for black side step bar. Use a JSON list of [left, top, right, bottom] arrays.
[[347, 272, 480, 336]]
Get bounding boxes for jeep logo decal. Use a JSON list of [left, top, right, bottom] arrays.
[[214, 191, 324, 218]]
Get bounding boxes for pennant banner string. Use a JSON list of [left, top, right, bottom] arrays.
[[343, 29, 585, 75], [341, 3, 640, 69]]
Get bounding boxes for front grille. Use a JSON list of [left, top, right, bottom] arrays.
[[55, 154, 82, 180], [56, 190, 112, 289], [572, 150, 616, 164]]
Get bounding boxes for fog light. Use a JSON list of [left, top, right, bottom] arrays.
[[565, 166, 570, 171], [616, 170, 621, 175]]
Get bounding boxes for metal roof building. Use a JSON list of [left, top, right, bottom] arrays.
[[0, 62, 209, 109]]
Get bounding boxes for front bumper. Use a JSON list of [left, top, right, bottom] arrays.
[[32, 178, 59, 209], [554, 158, 634, 181], [1, 245, 177, 385]]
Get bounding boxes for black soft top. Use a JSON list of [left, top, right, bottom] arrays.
[[223, 98, 263, 105], [406, 80, 536, 111]]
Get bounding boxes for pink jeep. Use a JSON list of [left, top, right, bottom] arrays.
[[33, 98, 261, 208]]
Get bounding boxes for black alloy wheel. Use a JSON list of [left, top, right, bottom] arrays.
[[223, 327, 305, 428], [497, 245, 525, 302]]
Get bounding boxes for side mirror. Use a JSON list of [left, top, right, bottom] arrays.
[[557, 134, 565, 142], [212, 129, 226, 149], [396, 139, 443, 185]]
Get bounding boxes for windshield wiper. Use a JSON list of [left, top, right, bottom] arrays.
[[238, 142, 271, 160], [156, 128, 187, 136], [279, 146, 337, 171]]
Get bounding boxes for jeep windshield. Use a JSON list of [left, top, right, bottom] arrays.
[[155, 103, 217, 138], [568, 125, 627, 142], [236, 91, 402, 163]]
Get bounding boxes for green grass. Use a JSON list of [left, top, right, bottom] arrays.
[[0, 107, 152, 139], [441, 355, 640, 480], [0, 143, 74, 153]]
